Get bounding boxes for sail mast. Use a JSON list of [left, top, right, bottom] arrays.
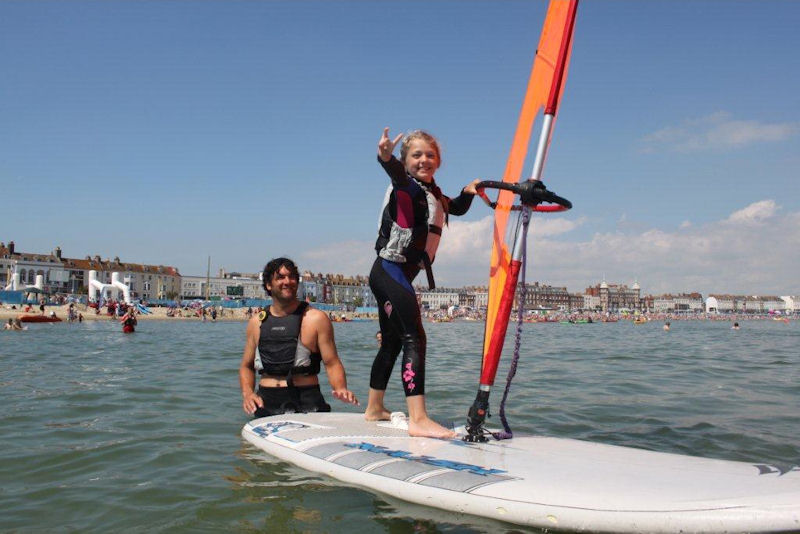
[[466, 0, 578, 441], [530, 0, 578, 183]]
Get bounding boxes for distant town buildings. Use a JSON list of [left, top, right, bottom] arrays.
[[584, 281, 641, 312], [705, 294, 795, 314], [649, 293, 704, 313], [1, 241, 180, 301], [1, 240, 796, 314], [181, 269, 267, 300]]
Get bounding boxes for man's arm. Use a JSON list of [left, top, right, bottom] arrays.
[[310, 309, 359, 406], [239, 316, 264, 415]]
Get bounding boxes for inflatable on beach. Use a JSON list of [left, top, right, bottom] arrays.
[[18, 314, 62, 323], [88, 270, 132, 305]]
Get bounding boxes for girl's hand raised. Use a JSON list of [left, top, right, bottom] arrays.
[[378, 127, 403, 162]]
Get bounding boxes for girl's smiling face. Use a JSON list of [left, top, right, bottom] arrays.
[[403, 139, 440, 183]]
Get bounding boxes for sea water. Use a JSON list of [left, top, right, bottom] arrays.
[[1, 319, 798, 532]]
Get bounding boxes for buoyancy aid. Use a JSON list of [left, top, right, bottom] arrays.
[[375, 177, 446, 289], [256, 302, 322, 378]]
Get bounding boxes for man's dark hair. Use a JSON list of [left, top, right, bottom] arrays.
[[262, 257, 300, 295]]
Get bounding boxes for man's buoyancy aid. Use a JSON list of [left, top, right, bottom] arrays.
[[256, 302, 322, 378], [375, 177, 446, 289]]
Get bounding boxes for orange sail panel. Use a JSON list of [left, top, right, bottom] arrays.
[[480, 0, 577, 385]]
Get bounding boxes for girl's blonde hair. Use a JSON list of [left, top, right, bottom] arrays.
[[400, 130, 442, 168]]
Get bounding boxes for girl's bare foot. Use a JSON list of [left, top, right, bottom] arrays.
[[408, 417, 457, 439], [365, 388, 392, 421], [364, 407, 392, 421]]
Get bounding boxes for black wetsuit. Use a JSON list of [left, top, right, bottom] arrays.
[[369, 156, 474, 397]]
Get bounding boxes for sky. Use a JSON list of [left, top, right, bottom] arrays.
[[2, 1, 798, 296]]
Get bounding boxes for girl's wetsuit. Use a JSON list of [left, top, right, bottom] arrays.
[[369, 156, 474, 397]]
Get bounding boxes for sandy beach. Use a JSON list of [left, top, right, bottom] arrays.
[[0, 304, 375, 323]]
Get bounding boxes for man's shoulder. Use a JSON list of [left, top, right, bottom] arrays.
[[301, 305, 331, 326], [301, 304, 325, 318]]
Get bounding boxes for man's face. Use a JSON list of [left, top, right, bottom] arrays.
[[267, 266, 298, 301]]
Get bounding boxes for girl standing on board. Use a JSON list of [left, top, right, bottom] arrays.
[[366, 127, 479, 439]]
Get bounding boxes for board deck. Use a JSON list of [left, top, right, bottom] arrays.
[[242, 412, 800, 533]]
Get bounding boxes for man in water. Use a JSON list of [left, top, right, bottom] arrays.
[[239, 257, 358, 416]]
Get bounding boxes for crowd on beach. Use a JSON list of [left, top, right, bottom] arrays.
[[424, 307, 794, 324], [1, 297, 794, 326]]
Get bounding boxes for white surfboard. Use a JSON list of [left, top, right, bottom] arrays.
[[242, 412, 800, 533]]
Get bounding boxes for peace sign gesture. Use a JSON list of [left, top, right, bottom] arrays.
[[377, 127, 403, 162]]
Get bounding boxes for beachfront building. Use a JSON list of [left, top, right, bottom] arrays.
[[330, 275, 372, 307], [584, 293, 601, 311], [651, 293, 704, 313], [585, 280, 642, 313], [1, 242, 71, 291], [781, 296, 799, 314], [458, 286, 489, 310], [300, 271, 321, 302], [706, 295, 735, 313], [674, 293, 704, 313], [569, 293, 584, 310], [299, 272, 375, 308], [758, 296, 786, 313], [653, 295, 674, 313], [743, 296, 763, 314], [1, 241, 181, 300], [473, 288, 489, 310], [705, 294, 785, 314], [327, 274, 374, 308], [458, 291, 476, 308], [418, 288, 460, 310], [640, 294, 654, 313], [181, 272, 266, 300], [516, 282, 573, 311]]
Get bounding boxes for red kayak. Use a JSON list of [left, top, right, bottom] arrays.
[[19, 314, 62, 323]]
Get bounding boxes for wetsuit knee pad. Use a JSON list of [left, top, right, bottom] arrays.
[[400, 334, 426, 396]]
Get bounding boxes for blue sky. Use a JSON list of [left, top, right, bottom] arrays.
[[2, 1, 798, 295]]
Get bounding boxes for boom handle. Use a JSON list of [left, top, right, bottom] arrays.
[[476, 180, 572, 212]]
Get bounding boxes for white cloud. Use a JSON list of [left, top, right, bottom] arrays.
[[641, 112, 798, 152], [726, 199, 777, 224], [299, 240, 374, 277], [301, 201, 799, 295]]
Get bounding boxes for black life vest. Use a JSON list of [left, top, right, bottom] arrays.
[[375, 179, 446, 289], [257, 302, 322, 377]]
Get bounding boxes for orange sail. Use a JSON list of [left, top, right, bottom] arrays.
[[480, 0, 578, 386]]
